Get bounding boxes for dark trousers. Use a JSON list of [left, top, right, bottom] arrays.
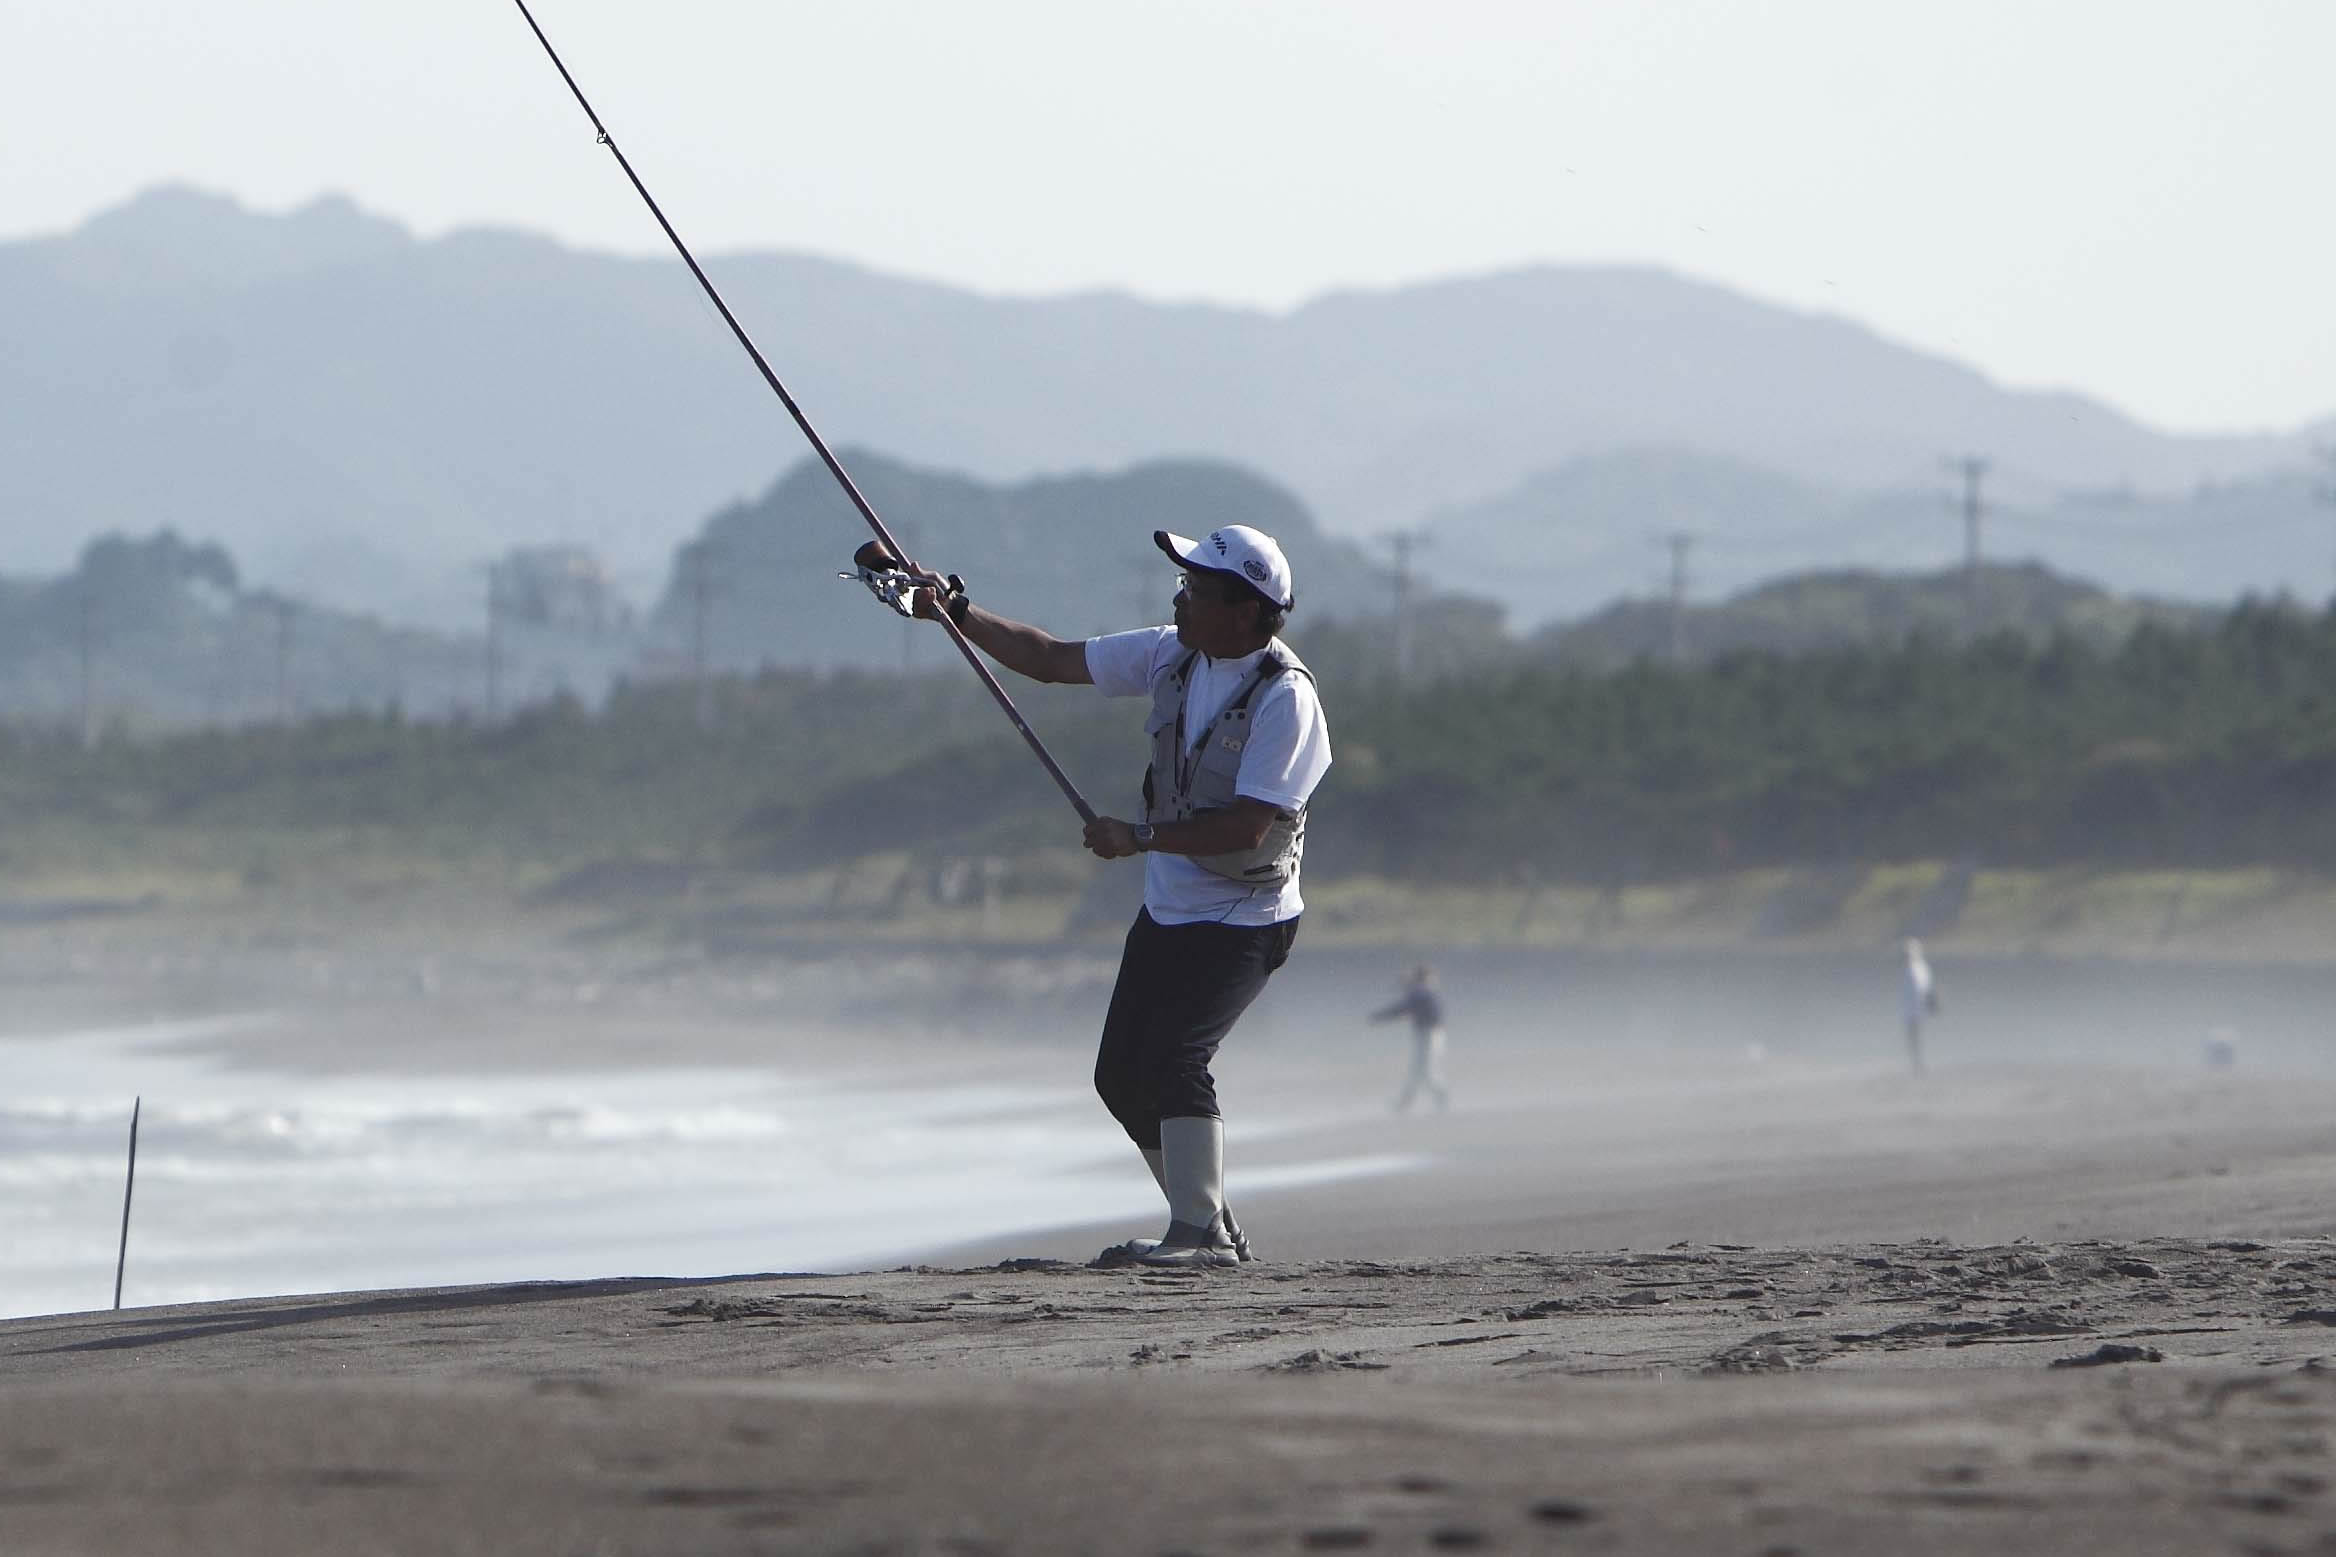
[[1093, 909, 1300, 1149]]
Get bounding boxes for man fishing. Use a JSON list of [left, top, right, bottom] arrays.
[[516, 0, 1330, 1271], [889, 525, 1330, 1267]]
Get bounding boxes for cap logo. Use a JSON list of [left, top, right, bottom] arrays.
[[1242, 559, 1268, 583], [1211, 532, 1229, 555]]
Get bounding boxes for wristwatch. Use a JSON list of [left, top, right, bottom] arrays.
[[1132, 823, 1156, 851]]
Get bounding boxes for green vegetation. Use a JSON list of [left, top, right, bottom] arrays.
[[0, 669, 1068, 872], [7, 599, 2336, 902], [1331, 599, 2336, 879]]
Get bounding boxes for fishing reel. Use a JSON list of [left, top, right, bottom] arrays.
[[841, 542, 964, 622]]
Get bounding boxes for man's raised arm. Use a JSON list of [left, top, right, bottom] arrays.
[[908, 574, 1091, 685]]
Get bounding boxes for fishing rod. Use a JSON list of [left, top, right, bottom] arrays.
[[511, 0, 1095, 824]]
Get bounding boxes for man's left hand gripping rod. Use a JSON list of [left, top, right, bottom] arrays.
[[843, 541, 963, 620]]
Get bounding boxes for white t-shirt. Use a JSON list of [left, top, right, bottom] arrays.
[[1084, 627, 1332, 926]]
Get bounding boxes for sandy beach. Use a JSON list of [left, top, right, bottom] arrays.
[[6, 908, 2336, 1554], [5, 1228, 2335, 1555], [7, 1025, 2336, 1551]]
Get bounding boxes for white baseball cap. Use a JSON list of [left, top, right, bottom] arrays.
[[1153, 525, 1294, 610]]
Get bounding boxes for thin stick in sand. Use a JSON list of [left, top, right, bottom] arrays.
[[113, 1096, 140, 1311]]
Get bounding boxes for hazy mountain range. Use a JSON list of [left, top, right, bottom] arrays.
[[1532, 560, 2214, 671], [1422, 448, 2336, 629], [5, 185, 2329, 631], [3, 455, 2247, 732]]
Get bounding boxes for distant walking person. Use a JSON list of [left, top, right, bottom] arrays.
[[1374, 964, 1450, 1112], [1901, 938, 1941, 1074]]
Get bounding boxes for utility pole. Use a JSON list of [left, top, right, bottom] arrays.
[[1378, 528, 1430, 684], [383, 632, 405, 718], [484, 562, 504, 720], [272, 598, 295, 722], [205, 641, 228, 727], [1944, 454, 1989, 632], [687, 541, 715, 730], [2315, 445, 2336, 603], [78, 579, 97, 749], [1135, 560, 1161, 625], [1661, 531, 1697, 664]]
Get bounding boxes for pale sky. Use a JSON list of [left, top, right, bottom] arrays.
[[8, 0, 2333, 435]]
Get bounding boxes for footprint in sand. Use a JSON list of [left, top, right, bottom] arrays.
[[1703, 1341, 1795, 1373], [1263, 1348, 1388, 1373], [2050, 1343, 2164, 1367], [1530, 1497, 1597, 1524]]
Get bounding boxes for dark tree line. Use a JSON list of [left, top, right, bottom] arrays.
[[1323, 600, 2336, 879], [6, 600, 2336, 883]]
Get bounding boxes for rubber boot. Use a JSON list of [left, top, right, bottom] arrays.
[[1137, 1116, 1240, 1267], [1095, 1143, 1253, 1266]]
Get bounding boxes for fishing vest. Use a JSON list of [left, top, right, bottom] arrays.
[[1142, 645, 1312, 884]]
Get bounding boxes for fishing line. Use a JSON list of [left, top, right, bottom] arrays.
[[511, 0, 1095, 822]]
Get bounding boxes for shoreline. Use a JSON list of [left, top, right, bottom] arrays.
[[10, 945, 2336, 1319]]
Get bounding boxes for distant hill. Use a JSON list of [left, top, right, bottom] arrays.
[[1421, 448, 2334, 629], [0, 532, 476, 731], [0, 531, 648, 731], [1534, 560, 2216, 670], [0, 456, 1404, 725], [4, 186, 2325, 631], [643, 451, 1402, 673], [0, 522, 2252, 733]]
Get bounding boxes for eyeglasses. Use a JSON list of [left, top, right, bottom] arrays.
[[1178, 572, 1244, 605]]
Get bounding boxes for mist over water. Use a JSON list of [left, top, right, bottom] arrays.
[[1217, 943, 2336, 1086], [0, 1011, 1415, 1322]]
